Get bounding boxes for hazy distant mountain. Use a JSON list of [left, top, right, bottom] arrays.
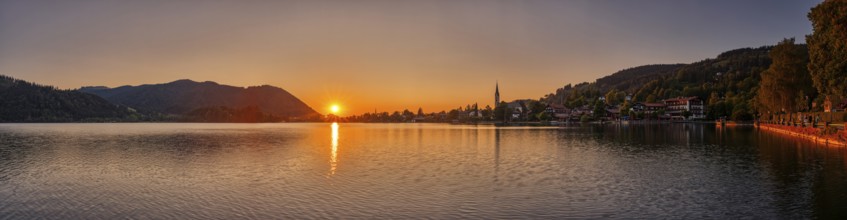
[[80, 79, 319, 119], [0, 75, 140, 122]]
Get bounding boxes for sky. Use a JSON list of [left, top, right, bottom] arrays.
[[0, 0, 822, 115]]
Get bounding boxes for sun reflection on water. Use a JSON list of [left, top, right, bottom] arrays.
[[330, 122, 339, 175]]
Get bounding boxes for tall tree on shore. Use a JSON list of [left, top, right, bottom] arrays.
[[756, 38, 814, 113], [807, 0, 847, 100]]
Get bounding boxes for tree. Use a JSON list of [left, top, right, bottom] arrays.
[[731, 101, 754, 121], [605, 89, 619, 105], [707, 92, 723, 119], [417, 107, 424, 117], [756, 38, 815, 114], [807, 0, 847, 100], [635, 111, 645, 120], [391, 111, 403, 122], [580, 114, 591, 122], [529, 101, 547, 121], [402, 109, 414, 121], [536, 112, 550, 121], [592, 100, 606, 119], [482, 105, 493, 119], [646, 94, 657, 103], [682, 110, 692, 120]]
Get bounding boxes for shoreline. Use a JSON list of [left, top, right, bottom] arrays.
[[756, 123, 847, 147]]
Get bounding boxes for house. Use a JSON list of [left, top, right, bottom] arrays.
[[631, 102, 646, 113], [644, 103, 667, 113], [630, 102, 668, 119], [662, 96, 705, 120], [631, 102, 666, 114], [568, 105, 592, 121], [546, 104, 571, 121], [468, 110, 483, 118], [411, 116, 426, 123], [605, 106, 622, 120], [545, 104, 569, 114], [507, 100, 530, 120]]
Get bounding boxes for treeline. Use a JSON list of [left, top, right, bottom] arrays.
[[757, 0, 847, 120], [182, 106, 286, 122], [0, 75, 151, 122], [338, 99, 553, 123], [340, 105, 494, 123]]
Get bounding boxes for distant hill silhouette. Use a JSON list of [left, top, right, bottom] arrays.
[[80, 79, 319, 120], [0, 75, 141, 122]]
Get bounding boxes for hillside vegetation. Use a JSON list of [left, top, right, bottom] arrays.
[[542, 46, 772, 120], [0, 75, 143, 122]]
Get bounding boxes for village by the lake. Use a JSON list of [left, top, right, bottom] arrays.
[[2, 0, 847, 219]]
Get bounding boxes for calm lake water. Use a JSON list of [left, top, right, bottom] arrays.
[[0, 123, 845, 219]]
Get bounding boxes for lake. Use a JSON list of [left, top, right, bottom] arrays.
[[0, 123, 845, 219]]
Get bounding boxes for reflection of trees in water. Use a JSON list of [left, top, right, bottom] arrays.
[[755, 131, 847, 219], [590, 124, 847, 218], [593, 123, 711, 147]]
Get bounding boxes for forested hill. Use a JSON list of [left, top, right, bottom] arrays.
[[0, 75, 141, 122], [594, 64, 685, 93], [80, 79, 319, 120], [542, 45, 773, 120]]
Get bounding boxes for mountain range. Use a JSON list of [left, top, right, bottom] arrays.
[[0, 76, 320, 122], [80, 79, 319, 120]]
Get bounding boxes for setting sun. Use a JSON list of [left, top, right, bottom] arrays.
[[330, 104, 340, 114], [0, 1, 841, 219]]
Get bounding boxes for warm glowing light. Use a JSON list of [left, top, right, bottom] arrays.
[[330, 104, 340, 114], [330, 122, 339, 176]]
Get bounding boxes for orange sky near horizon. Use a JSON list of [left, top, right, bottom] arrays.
[[0, 1, 819, 115]]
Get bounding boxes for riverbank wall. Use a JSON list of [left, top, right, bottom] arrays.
[[756, 123, 847, 147]]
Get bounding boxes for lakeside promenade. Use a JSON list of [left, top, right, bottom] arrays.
[[756, 115, 847, 147]]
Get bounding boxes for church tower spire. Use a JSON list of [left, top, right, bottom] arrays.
[[495, 81, 500, 107]]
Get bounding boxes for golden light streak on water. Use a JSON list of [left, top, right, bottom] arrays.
[[330, 122, 339, 175]]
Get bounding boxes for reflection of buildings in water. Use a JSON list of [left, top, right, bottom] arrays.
[[716, 124, 726, 145], [492, 127, 501, 186], [606, 123, 706, 145], [494, 128, 500, 169], [663, 124, 706, 145], [330, 122, 339, 176]]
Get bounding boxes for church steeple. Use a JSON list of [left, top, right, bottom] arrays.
[[495, 81, 500, 107]]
